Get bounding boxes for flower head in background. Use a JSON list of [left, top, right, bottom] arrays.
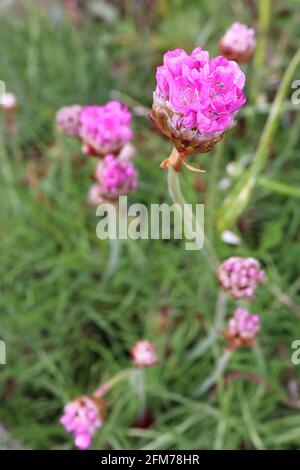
[[224, 308, 260, 349], [217, 256, 265, 299], [56, 104, 82, 137], [131, 340, 158, 367], [79, 101, 133, 157], [87, 183, 105, 206], [93, 154, 138, 199], [219, 23, 256, 63], [60, 395, 105, 450], [151, 48, 246, 170]]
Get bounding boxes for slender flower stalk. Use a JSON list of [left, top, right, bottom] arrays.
[[188, 291, 227, 359], [194, 349, 232, 397], [194, 308, 261, 396], [167, 162, 218, 270], [102, 237, 121, 285]]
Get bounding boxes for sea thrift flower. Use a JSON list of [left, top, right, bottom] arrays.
[[224, 308, 260, 349], [94, 154, 138, 200], [60, 395, 105, 450], [131, 340, 158, 367], [151, 48, 246, 170], [219, 23, 256, 63], [217, 256, 265, 299], [56, 104, 82, 137], [79, 101, 133, 157]]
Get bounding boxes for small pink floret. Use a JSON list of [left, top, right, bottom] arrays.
[[217, 256, 265, 299], [95, 154, 138, 198], [60, 396, 102, 450]]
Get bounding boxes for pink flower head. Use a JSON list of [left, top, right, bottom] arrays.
[[94, 154, 138, 199], [225, 308, 260, 349], [151, 48, 246, 170], [56, 104, 82, 137], [79, 101, 133, 157], [217, 256, 265, 299], [131, 340, 158, 368], [60, 395, 105, 450], [219, 23, 256, 63]]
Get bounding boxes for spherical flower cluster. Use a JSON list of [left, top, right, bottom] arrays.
[[79, 101, 133, 157], [217, 256, 265, 299], [225, 308, 260, 349], [60, 395, 105, 450], [151, 48, 246, 168], [131, 340, 158, 368], [219, 23, 256, 63], [56, 104, 82, 137], [90, 154, 138, 203]]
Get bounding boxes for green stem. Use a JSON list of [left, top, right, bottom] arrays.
[[194, 349, 232, 397], [94, 369, 132, 398], [258, 176, 300, 198], [102, 237, 121, 284], [207, 140, 223, 240], [167, 165, 218, 271], [188, 291, 227, 359], [251, 0, 271, 104], [254, 0, 271, 69]]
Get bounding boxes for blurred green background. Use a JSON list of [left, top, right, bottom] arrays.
[[1, 0, 300, 450]]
